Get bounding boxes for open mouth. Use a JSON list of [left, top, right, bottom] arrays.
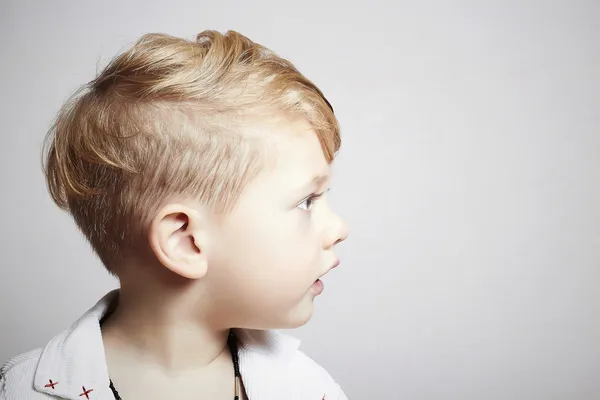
[[312, 278, 324, 295]]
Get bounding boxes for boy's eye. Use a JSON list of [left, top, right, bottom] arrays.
[[297, 194, 319, 211], [296, 188, 330, 211]]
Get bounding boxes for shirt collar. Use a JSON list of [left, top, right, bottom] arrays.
[[34, 289, 301, 399]]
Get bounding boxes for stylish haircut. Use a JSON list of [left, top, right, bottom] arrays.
[[43, 29, 340, 271]]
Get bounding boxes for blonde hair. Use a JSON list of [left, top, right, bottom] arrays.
[[42, 30, 340, 271]]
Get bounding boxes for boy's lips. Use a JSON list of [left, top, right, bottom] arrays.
[[320, 259, 340, 278], [312, 279, 325, 295], [312, 259, 340, 295]]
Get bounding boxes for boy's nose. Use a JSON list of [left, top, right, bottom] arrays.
[[324, 213, 348, 249]]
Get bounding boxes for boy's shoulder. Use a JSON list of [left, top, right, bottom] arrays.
[[0, 343, 347, 400], [1, 348, 47, 399], [0, 332, 347, 400], [1, 292, 347, 399], [289, 348, 348, 399], [235, 329, 347, 398]]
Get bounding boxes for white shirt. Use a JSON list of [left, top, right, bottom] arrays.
[[0, 290, 348, 400]]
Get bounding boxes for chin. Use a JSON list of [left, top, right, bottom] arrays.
[[242, 294, 317, 330], [282, 297, 315, 329]]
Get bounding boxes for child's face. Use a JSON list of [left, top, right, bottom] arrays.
[[207, 118, 348, 329]]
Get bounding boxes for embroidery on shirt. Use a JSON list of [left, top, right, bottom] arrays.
[[79, 386, 94, 398], [44, 379, 59, 389]]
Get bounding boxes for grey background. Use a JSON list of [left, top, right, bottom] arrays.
[[1, 1, 599, 399]]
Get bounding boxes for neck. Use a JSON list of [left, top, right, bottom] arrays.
[[101, 278, 230, 372]]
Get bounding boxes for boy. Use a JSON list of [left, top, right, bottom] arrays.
[[0, 29, 349, 399]]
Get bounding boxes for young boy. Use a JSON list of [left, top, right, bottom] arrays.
[[0, 29, 349, 399]]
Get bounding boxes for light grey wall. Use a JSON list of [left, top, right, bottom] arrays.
[[1, 1, 598, 399]]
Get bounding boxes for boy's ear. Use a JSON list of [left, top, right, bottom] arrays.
[[148, 204, 209, 279]]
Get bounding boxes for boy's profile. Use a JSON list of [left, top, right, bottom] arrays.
[[0, 29, 348, 399]]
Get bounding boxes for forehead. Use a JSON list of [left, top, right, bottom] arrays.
[[245, 117, 331, 192], [266, 119, 330, 182]]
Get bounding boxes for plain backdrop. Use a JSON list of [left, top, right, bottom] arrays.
[[1, 1, 599, 399]]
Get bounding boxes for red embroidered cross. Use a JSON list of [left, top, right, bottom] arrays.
[[79, 386, 94, 399], [44, 379, 59, 389]]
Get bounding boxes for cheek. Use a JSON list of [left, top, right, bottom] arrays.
[[217, 212, 320, 288]]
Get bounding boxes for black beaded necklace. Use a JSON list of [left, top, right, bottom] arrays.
[[105, 329, 242, 400]]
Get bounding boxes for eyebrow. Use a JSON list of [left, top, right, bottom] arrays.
[[297, 173, 330, 193]]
